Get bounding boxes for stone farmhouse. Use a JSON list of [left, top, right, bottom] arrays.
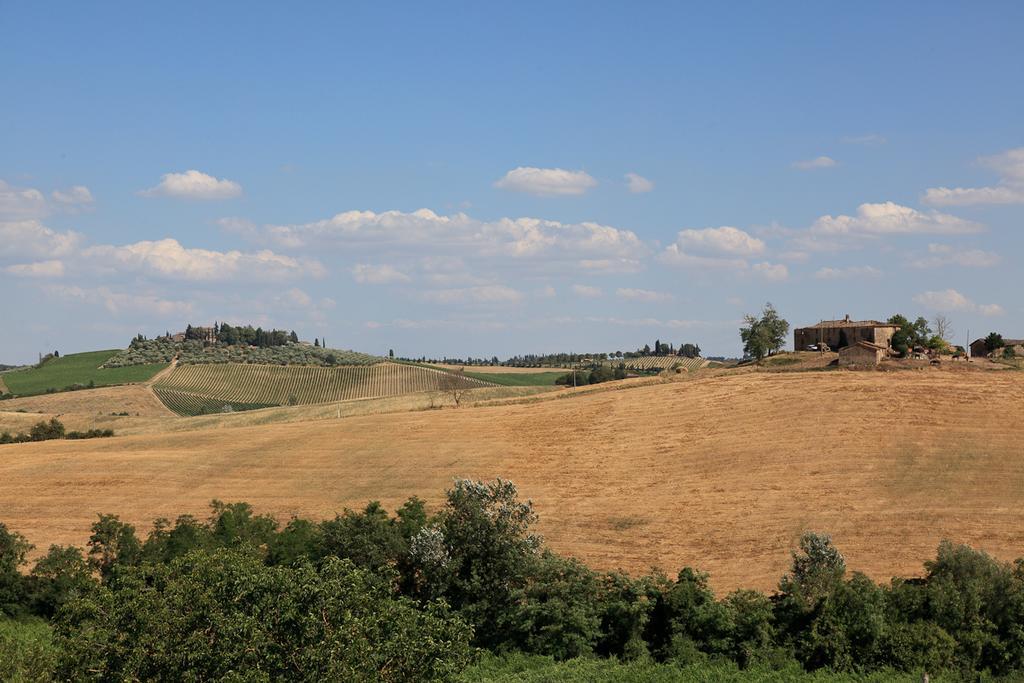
[[793, 316, 900, 353]]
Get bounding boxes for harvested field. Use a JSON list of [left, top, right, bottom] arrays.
[[2, 370, 1024, 592], [0, 384, 173, 419]]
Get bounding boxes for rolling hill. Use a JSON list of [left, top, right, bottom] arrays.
[[1, 350, 168, 397], [2, 368, 1023, 592], [151, 361, 496, 415]]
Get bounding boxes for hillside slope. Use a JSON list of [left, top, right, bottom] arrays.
[[1, 370, 1022, 591], [152, 361, 495, 414]]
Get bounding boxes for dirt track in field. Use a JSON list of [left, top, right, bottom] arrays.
[[2, 369, 1023, 592]]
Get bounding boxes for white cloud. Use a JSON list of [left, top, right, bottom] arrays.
[[81, 238, 321, 281], [913, 289, 1003, 316], [4, 260, 65, 278], [0, 180, 48, 219], [814, 265, 882, 280], [751, 262, 789, 281], [0, 220, 82, 260], [536, 285, 556, 298], [351, 263, 411, 284], [672, 226, 766, 257], [909, 243, 1000, 269], [616, 287, 673, 302], [840, 133, 887, 145], [796, 202, 983, 251], [262, 208, 647, 262], [140, 170, 243, 200], [50, 186, 94, 211], [578, 258, 643, 273], [660, 226, 766, 272], [46, 285, 194, 317], [494, 167, 597, 196], [625, 172, 654, 193], [572, 284, 602, 298], [792, 156, 837, 170], [923, 148, 1024, 206], [420, 285, 523, 304]]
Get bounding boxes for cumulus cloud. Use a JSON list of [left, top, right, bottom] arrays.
[[4, 260, 65, 278], [616, 287, 672, 302], [51, 185, 94, 211], [140, 170, 243, 200], [494, 167, 597, 196], [793, 201, 983, 252], [572, 284, 602, 298], [81, 238, 321, 281], [792, 156, 837, 170], [659, 226, 768, 273], [625, 172, 654, 193], [913, 289, 1003, 316], [420, 285, 523, 304], [262, 208, 646, 262], [909, 243, 1000, 269], [0, 180, 48, 219], [811, 202, 981, 236], [672, 226, 766, 257], [0, 219, 82, 260], [923, 147, 1024, 206], [814, 265, 882, 280], [351, 263, 411, 284]]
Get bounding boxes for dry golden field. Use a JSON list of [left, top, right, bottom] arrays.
[[1, 368, 1023, 592]]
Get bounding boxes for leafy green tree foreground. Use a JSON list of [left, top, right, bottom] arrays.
[[3, 480, 1024, 680]]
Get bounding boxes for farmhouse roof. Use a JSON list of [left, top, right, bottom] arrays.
[[799, 319, 897, 330], [972, 337, 1024, 346], [850, 340, 887, 351]]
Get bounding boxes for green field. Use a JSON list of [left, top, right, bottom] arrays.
[[2, 350, 168, 397], [463, 371, 567, 386]]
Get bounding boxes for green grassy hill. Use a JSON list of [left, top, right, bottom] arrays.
[[2, 350, 168, 397], [462, 370, 566, 386]]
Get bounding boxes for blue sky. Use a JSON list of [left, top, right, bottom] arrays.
[[2, 2, 1023, 363]]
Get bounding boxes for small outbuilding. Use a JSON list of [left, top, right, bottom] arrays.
[[838, 341, 887, 368], [970, 338, 1024, 359]]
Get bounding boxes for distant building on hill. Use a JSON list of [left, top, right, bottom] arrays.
[[794, 315, 899, 353], [970, 337, 1024, 359], [839, 341, 888, 367]]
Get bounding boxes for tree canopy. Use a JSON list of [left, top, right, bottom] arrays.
[[740, 303, 790, 360]]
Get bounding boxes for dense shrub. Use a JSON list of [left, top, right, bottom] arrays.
[[0, 419, 112, 445]]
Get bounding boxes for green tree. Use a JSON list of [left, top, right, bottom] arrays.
[[500, 552, 603, 659], [54, 549, 472, 681], [985, 332, 1005, 352], [28, 545, 95, 618], [87, 514, 142, 584], [416, 479, 541, 649], [740, 303, 790, 360], [0, 522, 32, 616], [888, 315, 932, 357]]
